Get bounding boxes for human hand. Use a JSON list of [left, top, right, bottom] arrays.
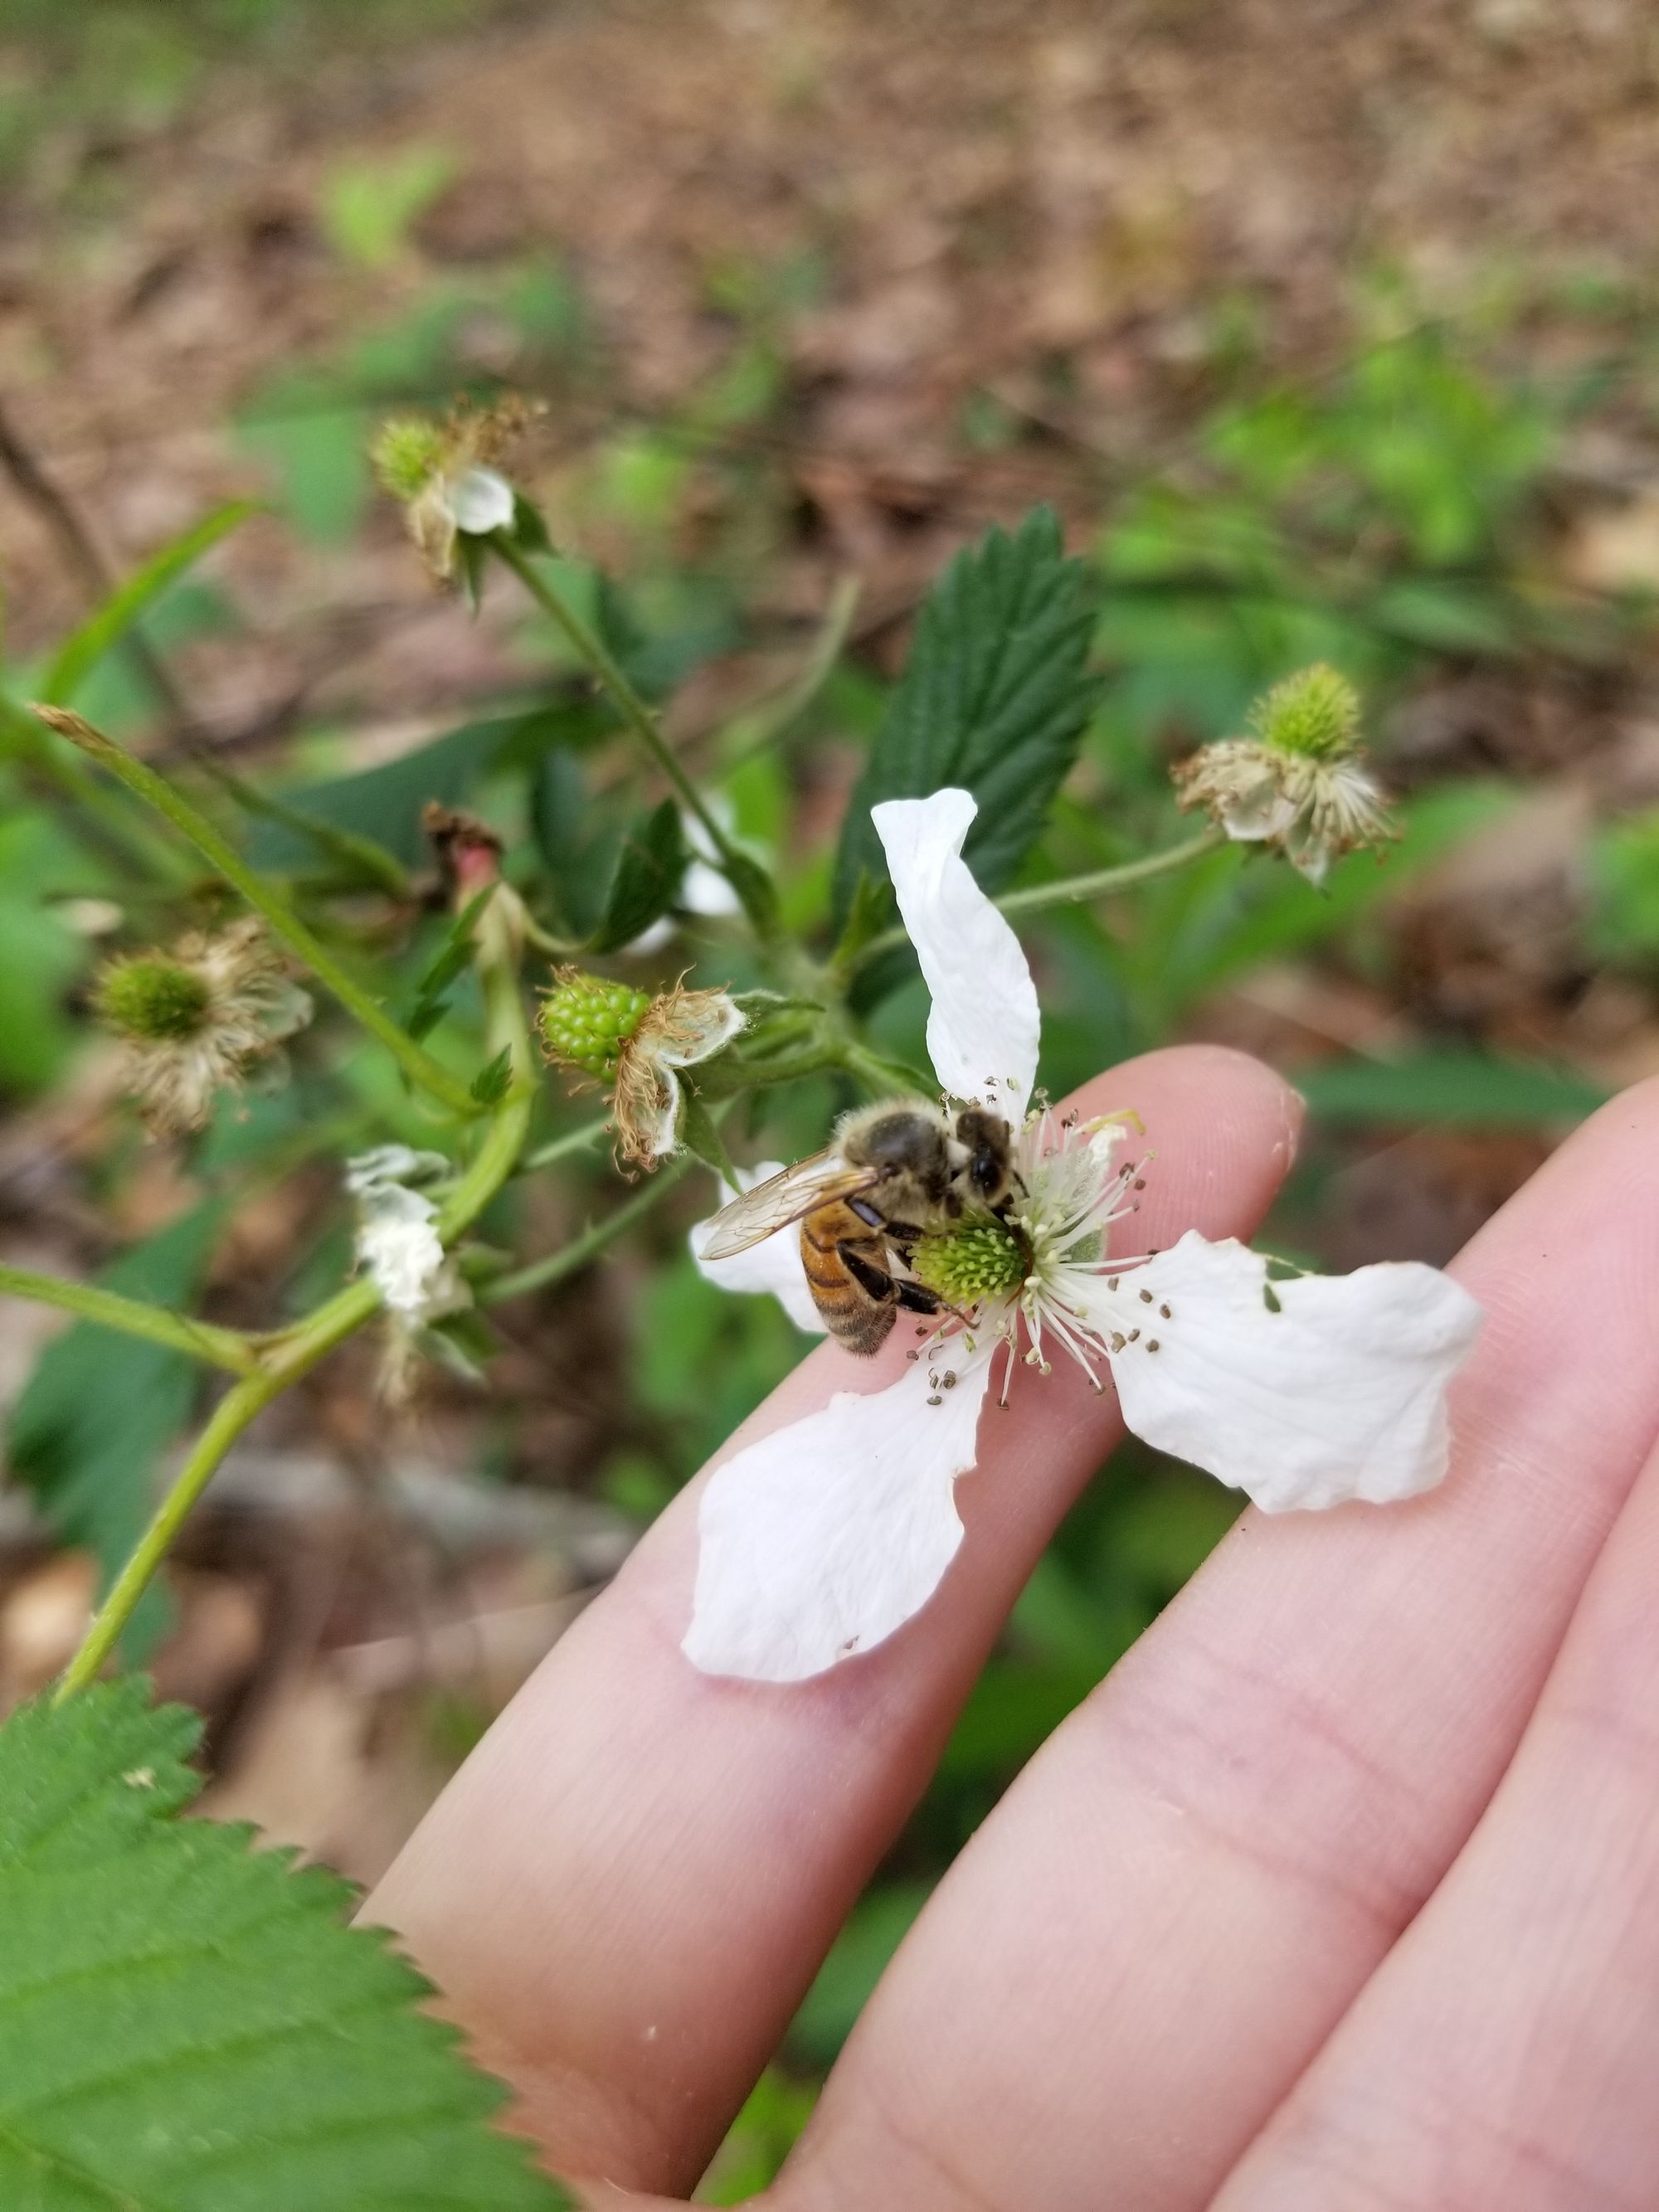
[[367, 1045, 1659, 2210]]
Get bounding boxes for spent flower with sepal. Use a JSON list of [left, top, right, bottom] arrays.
[[1173, 663, 1397, 884], [371, 403, 524, 586], [687, 786, 1482, 1683], [540, 969, 746, 1170], [93, 918, 312, 1134]]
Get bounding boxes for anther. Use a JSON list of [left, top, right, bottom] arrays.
[[927, 1393, 943, 1406], [1107, 1276, 1120, 1291], [1139, 1288, 1154, 1304], [1133, 1178, 1146, 1191], [1110, 1332, 1126, 1352], [1128, 1328, 1140, 1343], [1146, 1339, 1160, 1352], [941, 1371, 957, 1389], [1159, 1303, 1171, 1319]]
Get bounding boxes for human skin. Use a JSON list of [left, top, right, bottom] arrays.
[[367, 1046, 1659, 2211]]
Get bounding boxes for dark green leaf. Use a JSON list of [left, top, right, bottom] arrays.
[[590, 798, 686, 953], [456, 529, 489, 614], [9, 1207, 221, 1658], [531, 751, 625, 937], [37, 502, 258, 707], [406, 885, 496, 1041], [1292, 1049, 1610, 1130], [832, 506, 1101, 922], [510, 489, 553, 554], [830, 868, 894, 973], [469, 1043, 514, 1106], [0, 1683, 572, 2210], [246, 714, 543, 873]]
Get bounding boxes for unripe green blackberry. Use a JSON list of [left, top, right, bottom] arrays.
[[1247, 664, 1360, 761], [540, 972, 651, 1079], [371, 416, 445, 501], [911, 1218, 1028, 1307], [95, 954, 212, 1044]]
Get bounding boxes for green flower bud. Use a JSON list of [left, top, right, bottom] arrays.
[[95, 954, 212, 1044], [1248, 664, 1361, 762], [911, 1218, 1028, 1307], [371, 416, 446, 502], [539, 972, 652, 1079]]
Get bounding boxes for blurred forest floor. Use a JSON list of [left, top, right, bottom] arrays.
[[2, 1, 1658, 2187]]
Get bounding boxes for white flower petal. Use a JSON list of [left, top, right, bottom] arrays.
[[690, 1164, 828, 1334], [871, 789, 1040, 1118], [358, 1185, 447, 1319], [679, 857, 744, 917], [448, 464, 516, 536], [684, 1344, 994, 1680], [1102, 1231, 1482, 1513]]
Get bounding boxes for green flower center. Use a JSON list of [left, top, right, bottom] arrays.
[[540, 975, 652, 1079], [911, 1218, 1028, 1306], [95, 956, 212, 1043], [1248, 664, 1360, 762], [371, 416, 446, 502]]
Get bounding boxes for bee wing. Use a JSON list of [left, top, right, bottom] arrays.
[[698, 1152, 880, 1260]]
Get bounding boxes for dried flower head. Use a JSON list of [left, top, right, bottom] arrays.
[[372, 401, 529, 582], [540, 970, 744, 1169], [94, 920, 312, 1134], [1173, 664, 1397, 885]]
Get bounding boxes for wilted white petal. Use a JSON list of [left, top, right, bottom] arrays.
[[345, 1145, 450, 1196], [690, 1164, 826, 1335], [872, 789, 1039, 1118], [1101, 1231, 1482, 1512], [684, 1344, 994, 1681], [448, 464, 516, 535], [358, 1185, 447, 1319], [650, 994, 746, 1070]]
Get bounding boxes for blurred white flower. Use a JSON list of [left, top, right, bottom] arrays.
[[684, 787, 1482, 1683], [347, 1146, 460, 1323]]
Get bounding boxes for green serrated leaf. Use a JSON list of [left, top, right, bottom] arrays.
[[9, 1206, 221, 1660], [829, 868, 894, 976], [37, 502, 258, 708], [589, 799, 686, 954], [832, 506, 1101, 923], [246, 715, 539, 874], [0, 1683, 571, 2210], [469, 1043, 514, 1106]]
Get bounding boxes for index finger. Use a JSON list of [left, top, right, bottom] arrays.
[[363, 1044, 1301, 2196]]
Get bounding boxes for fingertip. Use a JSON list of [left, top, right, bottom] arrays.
[[1073, 1043, 1304, 1174]]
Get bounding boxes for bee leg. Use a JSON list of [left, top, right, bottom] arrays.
[[837, 1244, 899, 1304], [879, 1218, 932, 1247], [847, 1197, 888, 1231], [893, 1280, 944, 1315]]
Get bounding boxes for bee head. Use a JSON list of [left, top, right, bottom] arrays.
[[952, 1106, 1014, 1208]]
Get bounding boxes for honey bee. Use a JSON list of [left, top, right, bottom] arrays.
[[699, 1100, 1019, 1355]]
